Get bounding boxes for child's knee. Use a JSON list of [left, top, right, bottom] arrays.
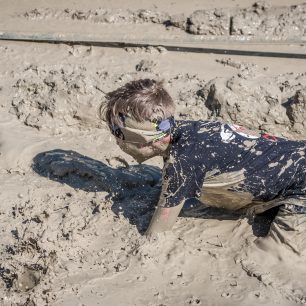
[[269, 205, 306, 254]]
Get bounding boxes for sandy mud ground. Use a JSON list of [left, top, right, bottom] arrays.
[[0, 0, 306, 305]]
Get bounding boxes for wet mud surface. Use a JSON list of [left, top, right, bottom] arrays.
[[1, 54, 306, 306], [0, 1, 306, 306], [2, 63, 306, 306]]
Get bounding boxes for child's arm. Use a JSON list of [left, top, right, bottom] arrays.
[[145, 155, 205, 235], [146, 201, 184, 235], [145, 159, 186, 235]]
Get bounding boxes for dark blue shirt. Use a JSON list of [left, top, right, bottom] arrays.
[[161, 120, 306, 210]]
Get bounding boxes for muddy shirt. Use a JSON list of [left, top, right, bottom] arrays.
[[161, 120, 306, 213]]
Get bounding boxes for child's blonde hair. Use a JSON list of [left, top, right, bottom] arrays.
[[104, 79, 175, 128]]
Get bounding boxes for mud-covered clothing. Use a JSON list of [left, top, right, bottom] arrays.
[[269, 203, 306, 254], [160, 120, 306, 215]]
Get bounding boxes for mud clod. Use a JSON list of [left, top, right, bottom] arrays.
[[11, 65, 106, 133]]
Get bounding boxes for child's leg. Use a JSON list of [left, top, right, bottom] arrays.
[[263, 202, 306, 255], [239, 200, 306, 301]]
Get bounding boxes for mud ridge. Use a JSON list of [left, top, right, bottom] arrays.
[[19, 2, 306, 40]]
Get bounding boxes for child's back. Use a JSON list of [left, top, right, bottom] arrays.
[[163, 120, 306, 214]]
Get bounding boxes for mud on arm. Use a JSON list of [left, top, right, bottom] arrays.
[[145, 154, 206, 235], [145, 201, 184, 235], [145, 159, 185, 235]]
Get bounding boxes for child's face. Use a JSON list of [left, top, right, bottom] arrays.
[[116, 137, 170, 163]]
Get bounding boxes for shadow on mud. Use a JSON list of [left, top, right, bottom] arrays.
[[32, 149, 162, 232], [32, 149, 275, 236]]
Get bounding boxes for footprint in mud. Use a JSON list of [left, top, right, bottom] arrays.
[[185, 296, 202, 305]]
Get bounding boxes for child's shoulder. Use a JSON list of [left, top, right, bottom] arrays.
[[170, 120, 222, 151], [175, 119, 221, 131], [174, 119, 222, 138]]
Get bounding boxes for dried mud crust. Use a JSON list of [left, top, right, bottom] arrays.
[[19, 2, 306, 40]]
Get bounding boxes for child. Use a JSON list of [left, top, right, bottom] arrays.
[[104, 79, 306, 255]]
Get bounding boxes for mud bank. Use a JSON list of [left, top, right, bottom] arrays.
[[199, 64, 306, 139], [19, 2, 306, 40], [10, 61, 306, 139]]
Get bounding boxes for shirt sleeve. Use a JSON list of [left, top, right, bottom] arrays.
[[145, 152, 206, 235], [159, 153, 206, 208]]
